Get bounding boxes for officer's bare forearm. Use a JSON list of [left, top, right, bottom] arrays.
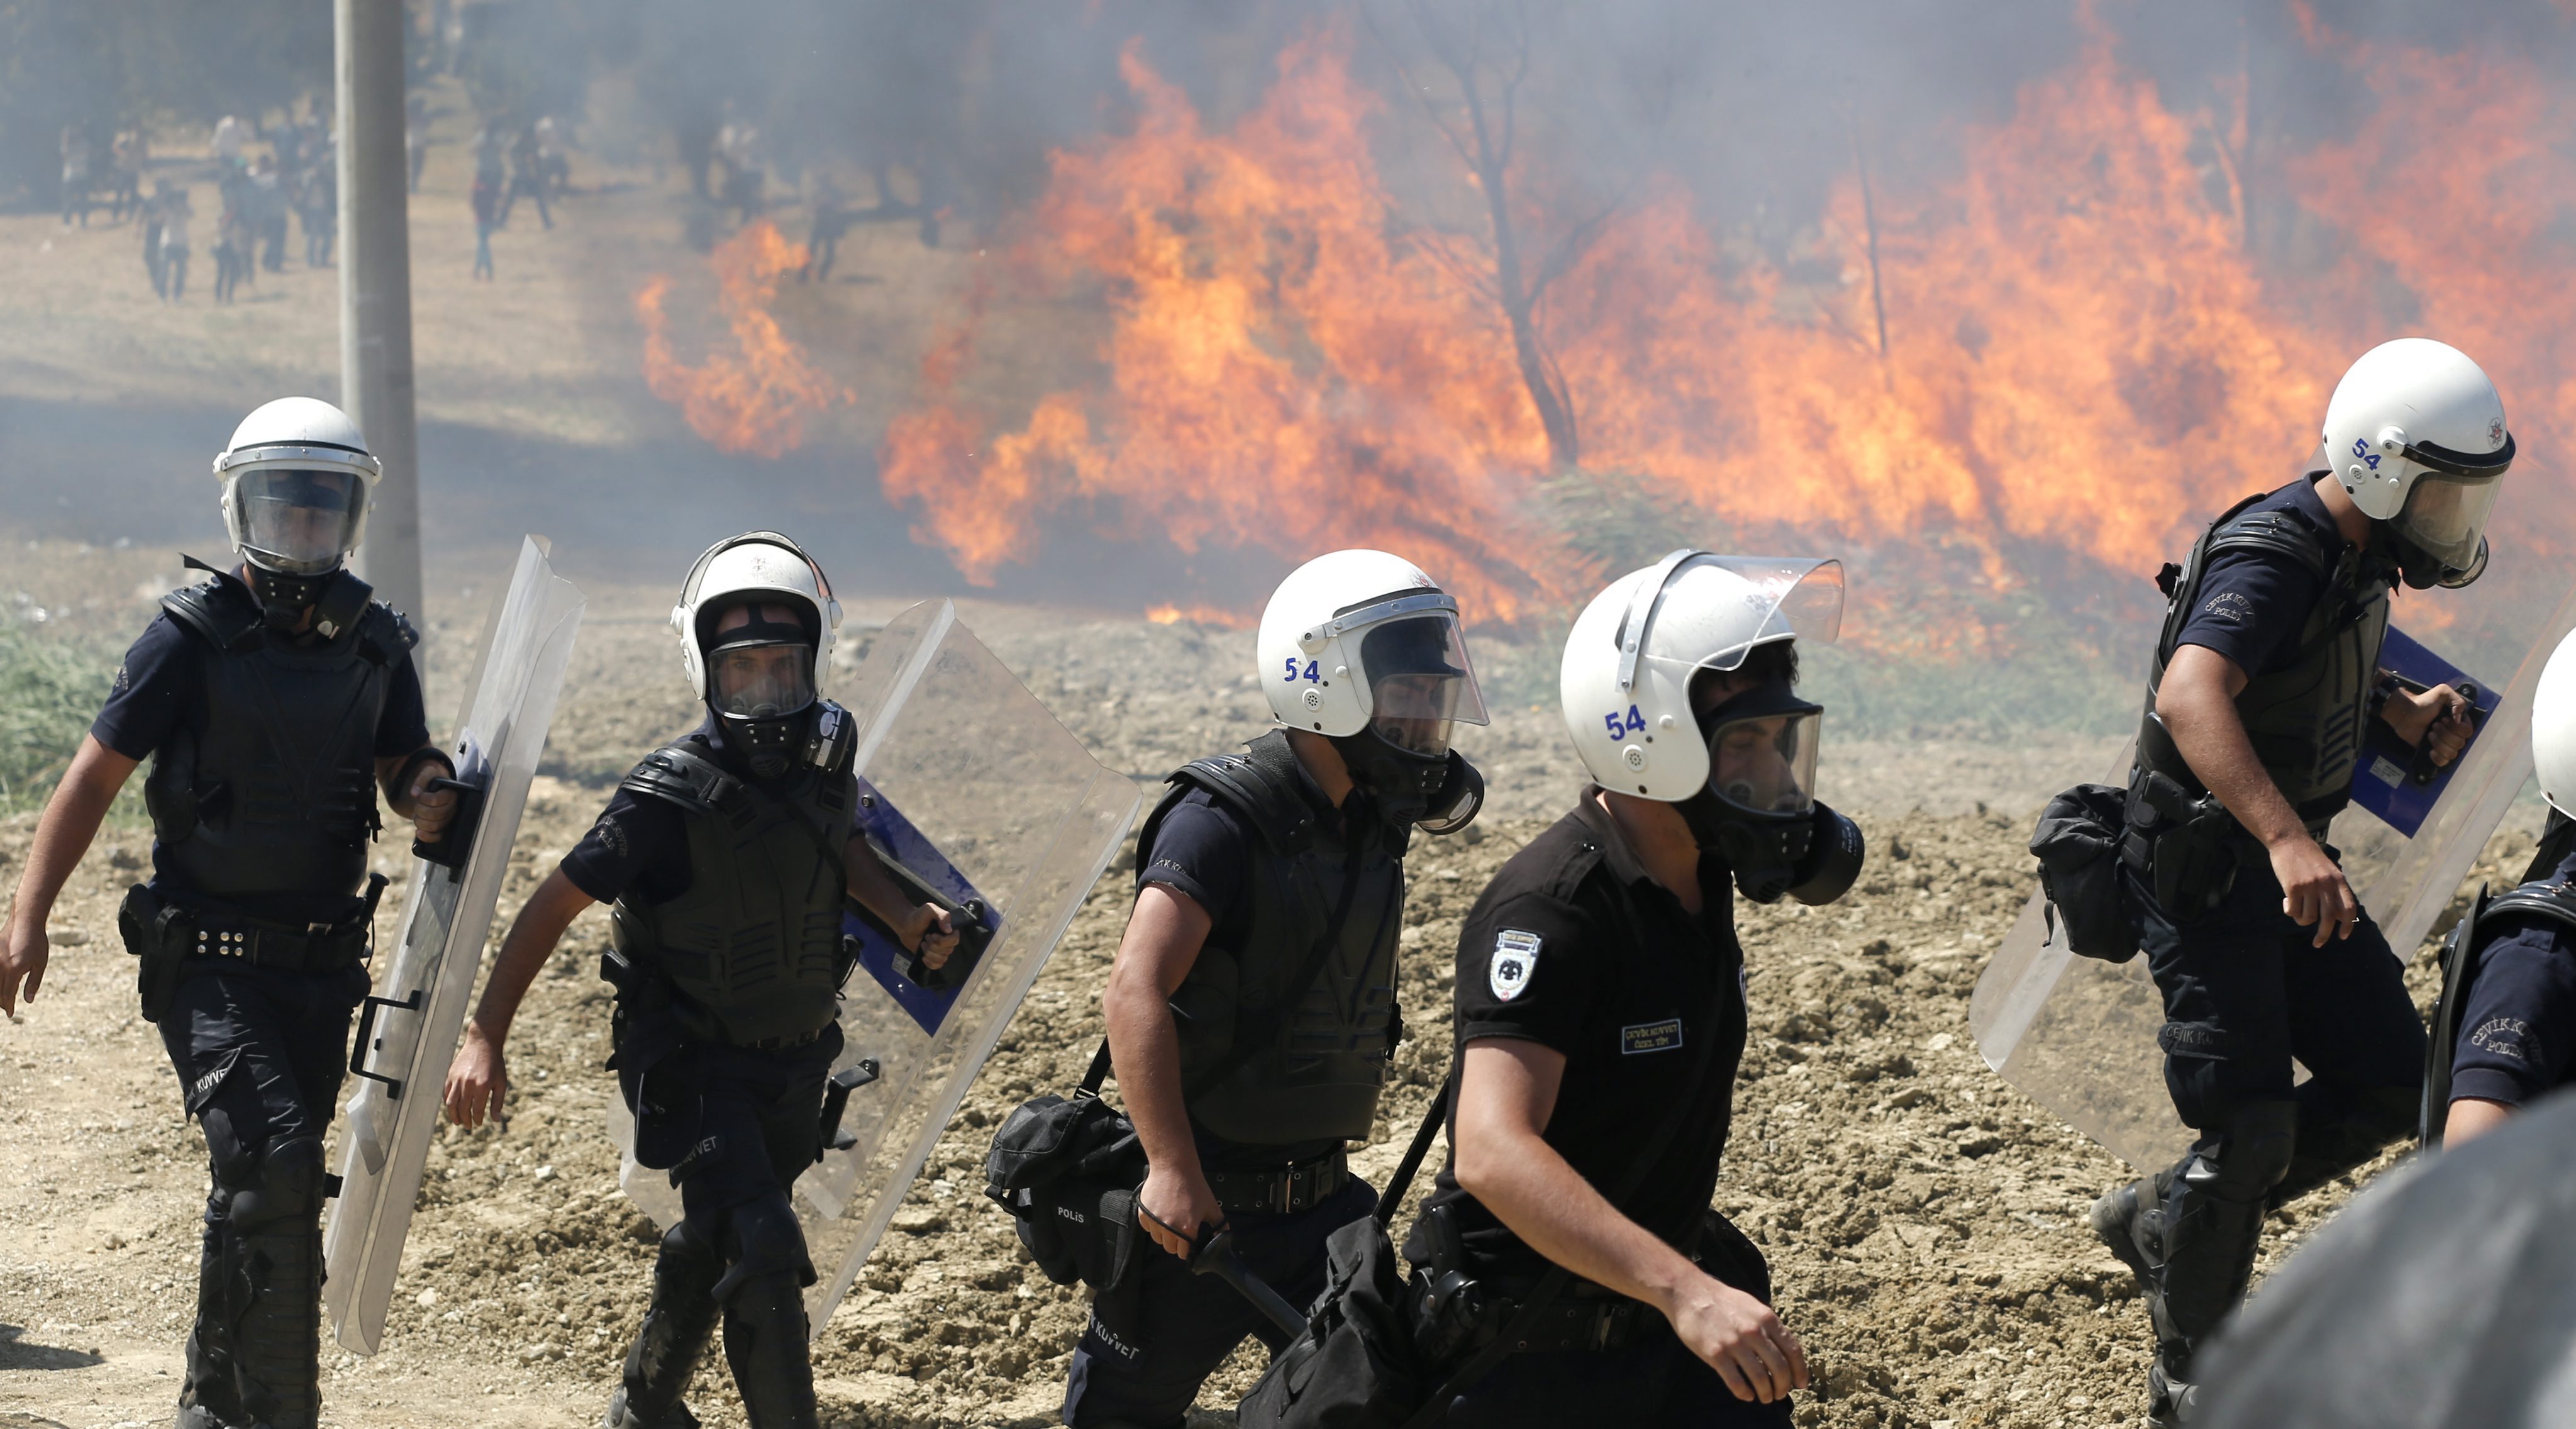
[[7, 736, 138, 930], [842, 835, 923, 931], [1106, 977, 1202, 1179], [1452, 1039, 1708, 1314], [1104, 884, 1215, 1182], [2158, 645, 2307, 849], [467, 869, 594, 1043]]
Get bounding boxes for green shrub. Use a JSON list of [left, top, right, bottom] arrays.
[[0, 618, 116, 813]]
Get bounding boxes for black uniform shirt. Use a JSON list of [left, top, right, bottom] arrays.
[[1135, 750, 1360, 1170], [2449, 841, 2576, 1109], [93, 603, 430, 925], [559, 716, 859, 908], [2171, 477, 2350, 678], [1416, 787, 1750, 1284]]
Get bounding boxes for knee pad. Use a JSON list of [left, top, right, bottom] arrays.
[[2184, 1102, 2297, 1201], [711, 1194, 814, 1304], [225, 1136, 326, 1232]]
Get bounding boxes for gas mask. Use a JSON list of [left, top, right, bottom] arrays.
[[1677, 681, 1863, 903], [705, 609, 820, 781], [1330, 615, 1486, 833]]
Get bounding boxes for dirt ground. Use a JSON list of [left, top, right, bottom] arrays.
[[0, 69, 2543, 1429], [0, 535, 2543, 1429]]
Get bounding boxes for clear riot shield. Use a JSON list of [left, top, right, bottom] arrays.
[[1973, 585, 2576, 1170], [608, 599, 1143, 1335], [323, 537, 585, 1354]]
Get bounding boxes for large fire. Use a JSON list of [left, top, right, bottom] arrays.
[[636, 221, 850, 460], [867, 14, 2575, 643]]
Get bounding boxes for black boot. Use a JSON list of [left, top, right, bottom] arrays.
[[177, 1182, 253, 1429], [2090, 1164, 2174, 1291], [2143, 1103, 2297, 1425], [720, 1270, 820, 1429], [193, 1137, 326, 1429], [611, 1224, 723, 1429]]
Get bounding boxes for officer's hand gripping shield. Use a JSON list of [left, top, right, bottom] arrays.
[[1971, 581, 2576, 1169], [323, 537, 584, 1354], [608, 599, 1142, 1337]]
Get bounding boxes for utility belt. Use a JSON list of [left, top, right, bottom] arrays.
[[1206, 1148, 1348, 1216], [598, 943, 833, 1054], [1406, 1204, 1755, 1365], [118, 875, 386, 1022], [2121, 769, 2331, 922], [1413, 1271, 1653, 1358]]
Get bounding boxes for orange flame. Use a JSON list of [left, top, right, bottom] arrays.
[[637, 221, 850, 459], [881, 18, 2574, 638]]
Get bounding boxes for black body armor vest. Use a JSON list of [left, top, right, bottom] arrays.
[[609, 727, 856, 1046], [2135, 486, 2397, 835], [143, 572, 413, 909], [1143, 733, 1409, 1148], [2423, 876, 2576, 1143]]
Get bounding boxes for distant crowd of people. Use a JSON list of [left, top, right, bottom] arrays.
[[466, 113, 570, 281]]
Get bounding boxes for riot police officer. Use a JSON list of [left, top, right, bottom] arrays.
[[0, 397, 460, 1429], [440, 531, 958, 1429], [1070, 549, 1489, 1428], [1404, 553, 1862, 1425], [2434, 628, 2576, 1148], [2091, 338, 2507, 1424]]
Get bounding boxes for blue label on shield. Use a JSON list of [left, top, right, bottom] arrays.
[[2347, 627, 2497, 839], [843, 775, 1001, 1035]]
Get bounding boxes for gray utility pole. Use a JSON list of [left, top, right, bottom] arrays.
[[336, 0, 423, 628]]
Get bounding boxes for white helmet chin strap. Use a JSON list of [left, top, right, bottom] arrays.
[[1615, 548, 1707, 696]]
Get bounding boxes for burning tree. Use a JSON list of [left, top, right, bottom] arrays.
[[1365, 0, 1673, 473]]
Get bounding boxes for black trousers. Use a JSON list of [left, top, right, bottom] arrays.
[[158, 960, 366, 1425], [2135, 858, 2425, 1137]]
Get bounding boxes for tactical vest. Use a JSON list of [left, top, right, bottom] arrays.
[[2423, 876, 2576, 1143], [609, 733, 855, 1045], [145, 571, 413, 908], [2135, 487, 2396, 834], [1143, 733, 1409, 1148]]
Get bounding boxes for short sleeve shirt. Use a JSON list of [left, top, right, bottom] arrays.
[[93, 601, 430, 925], [92, 611, 429, 764], [1414, 789, 1750, 1284], [2448, 842, 2576, 1110], [2170, 477, 2348, 679]]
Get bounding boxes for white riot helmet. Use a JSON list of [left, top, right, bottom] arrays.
[[213, 397, 380, 593], [1560, 551, 1861, 903], [2533, 627, 2576, 820], [1257, 549, 1489, 830], [2321, 338, 2512, 590], [670, 531, 843, 775]]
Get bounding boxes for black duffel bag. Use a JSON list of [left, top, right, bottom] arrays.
[[985, 1043, 1153, 1328], [2030, 782, 2143, 963]]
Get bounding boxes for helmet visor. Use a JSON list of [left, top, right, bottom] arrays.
[[2394, 470, 2503, 578], [1358, 611, 1488, 759], [232, 467, 364, 575], [709, 643, 817, 719], [1707, 707, 1822, 818]]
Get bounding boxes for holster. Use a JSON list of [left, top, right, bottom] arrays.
[[2125, 770, 2261, 922], [117, 883, 191, 1023]]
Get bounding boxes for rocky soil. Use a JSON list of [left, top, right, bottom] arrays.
[[0, 537, 2545, 1429]]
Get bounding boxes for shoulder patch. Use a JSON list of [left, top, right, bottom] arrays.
[[1488, 929, 1542, 1002]]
